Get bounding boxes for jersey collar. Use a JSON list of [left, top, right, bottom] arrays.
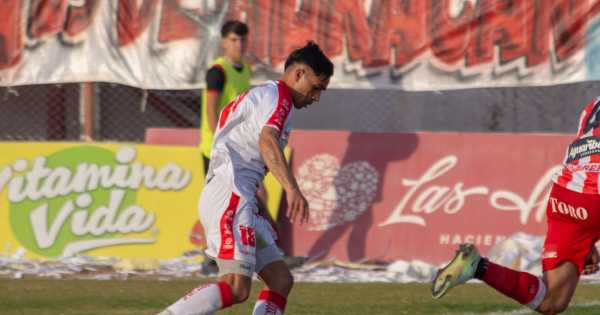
[[277, 80, 294, 108]]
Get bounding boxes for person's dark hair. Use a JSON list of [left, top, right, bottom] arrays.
[[221, 20, 249, 38], [284, 41, 334, 77]]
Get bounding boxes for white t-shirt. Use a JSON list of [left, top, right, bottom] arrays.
[[207, 80, 294, 201]]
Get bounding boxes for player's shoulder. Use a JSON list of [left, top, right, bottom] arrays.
[[252, 80, 278, 94], [247, 80, 279, 103], [207, 59, 225, 73]]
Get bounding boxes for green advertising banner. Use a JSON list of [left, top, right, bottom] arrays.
[[0, 142, 204, 259]]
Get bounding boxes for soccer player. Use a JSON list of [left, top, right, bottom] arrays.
[[194, 20, 271, 255], [157, 41, 334, 315], [432, 98, 600, 314], [201, 20, 250, 174]]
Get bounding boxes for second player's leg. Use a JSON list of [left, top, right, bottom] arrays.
[[251, 260, 293, 315], [536, 262, 579, 315], [258, 260, 294, 297], [251, 215, 292, 315]]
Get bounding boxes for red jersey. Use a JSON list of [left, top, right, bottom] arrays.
[[553, 97, 600, 194]]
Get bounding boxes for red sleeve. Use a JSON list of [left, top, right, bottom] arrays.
[[264, 82, 293, 133]]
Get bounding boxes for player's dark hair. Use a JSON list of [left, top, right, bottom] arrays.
[[284, 41, 334, 77], [221, 20, 248, 38]]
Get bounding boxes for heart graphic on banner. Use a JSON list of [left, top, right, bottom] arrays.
[[297, 154, 379, 231]]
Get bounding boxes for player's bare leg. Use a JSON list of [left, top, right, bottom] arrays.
[[535, 262, 579, 314], [252, 260, 293, 315], [220, 273, 253, 303], [157, 273, 251, 315]]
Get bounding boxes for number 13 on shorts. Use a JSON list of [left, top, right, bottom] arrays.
[[239, 225, 256, 247]]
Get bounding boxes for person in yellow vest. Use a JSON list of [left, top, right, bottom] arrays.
[[196, 19, 280, 276], [198, 20, 279, 257], [201, 20, 251, 173]]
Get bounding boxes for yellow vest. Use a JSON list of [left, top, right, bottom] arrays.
[[201, 57, 251, 158]]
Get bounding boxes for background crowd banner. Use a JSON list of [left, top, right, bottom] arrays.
[[3, 0, 600, 89]]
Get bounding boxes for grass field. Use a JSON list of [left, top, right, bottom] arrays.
[[1, 278, 599, 314]]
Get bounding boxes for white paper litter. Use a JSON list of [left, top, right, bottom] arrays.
[[2, 234, 600, 283]]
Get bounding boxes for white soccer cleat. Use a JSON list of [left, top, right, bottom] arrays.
[[431, 243, 481, 299]]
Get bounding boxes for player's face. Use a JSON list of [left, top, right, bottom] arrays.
[[221, 33, 247, 64], [294, 68, 330, 109]]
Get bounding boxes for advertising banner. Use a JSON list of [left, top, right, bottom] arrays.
[[285, 131, 573, 263], [0, 131, 578, 264], [0, 142, 204, 259]]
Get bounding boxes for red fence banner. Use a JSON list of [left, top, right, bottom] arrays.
[[3, 1, 600, 89]]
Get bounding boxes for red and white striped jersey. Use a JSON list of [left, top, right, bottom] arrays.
[[207, 80, 294, 200], [553, 97, 600, 194]]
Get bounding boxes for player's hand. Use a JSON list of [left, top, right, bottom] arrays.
[[286, 188, 309, 224], [583, 245, 599, 275]]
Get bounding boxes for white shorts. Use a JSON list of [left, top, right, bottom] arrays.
[[198, 175, 281, 275]]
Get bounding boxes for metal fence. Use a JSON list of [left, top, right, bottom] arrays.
[[0, 84, 81, 141], [2, 80, 598, 142], [96, 84, 200, 142], [0, 83, 201, 143]]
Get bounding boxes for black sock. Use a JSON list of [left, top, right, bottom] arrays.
[[474, 257, 489, 280]]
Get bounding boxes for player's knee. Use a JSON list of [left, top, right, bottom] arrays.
[[279, 268, 294, 292], [552, 300, 570, 314], [230, 284, 251, 304], [538, 297, 571, 314], [269, 270, 294, 295], [282, 271, 294, 291]]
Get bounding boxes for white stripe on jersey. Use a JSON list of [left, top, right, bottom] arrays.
[[554, 97, 600, 194]]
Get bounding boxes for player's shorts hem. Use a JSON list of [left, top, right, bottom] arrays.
[[255, 244, 284, 274], [214, 257, 255, 277], [542, 256, 584, 274]]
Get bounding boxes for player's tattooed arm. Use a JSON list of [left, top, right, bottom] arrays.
[[259, 127, 309, 223], [259, 127, 295, 190]]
